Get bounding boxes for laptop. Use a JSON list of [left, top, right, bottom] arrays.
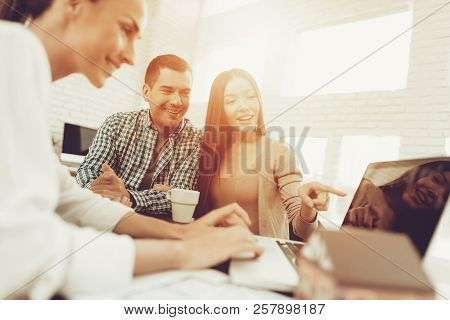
[[229, 157, 450, 292], [60, 123, 97, 164]]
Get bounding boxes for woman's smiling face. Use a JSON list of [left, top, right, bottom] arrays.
[[222, 76, 260, 132], [402, 171, 450, 210], [64, 0, 147, 88]]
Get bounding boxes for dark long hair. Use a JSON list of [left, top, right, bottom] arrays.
[[0, 0, 53, 22], [195, 69, 266, 217], [380, 160, 450, 256], [380, 160, 450, 203]]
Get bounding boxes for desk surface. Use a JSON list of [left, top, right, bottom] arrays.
[[66, 231, 450, 300], [68, 256, 450, 300], [423, 256, 450, 299], [69, 269, 289, 300]]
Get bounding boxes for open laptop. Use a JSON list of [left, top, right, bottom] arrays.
[[60, 123, 97, 164], [229, 157, 450, 292]]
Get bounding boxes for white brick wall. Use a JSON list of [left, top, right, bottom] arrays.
[[190, 0, 450, 184], [49, 0, 202, 153], [47, 0, 450, 166]]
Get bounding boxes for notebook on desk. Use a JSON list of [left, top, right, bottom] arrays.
[[229, 157, 450, 292]]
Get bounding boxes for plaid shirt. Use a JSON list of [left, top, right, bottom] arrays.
[[75, 109, 202, 215]]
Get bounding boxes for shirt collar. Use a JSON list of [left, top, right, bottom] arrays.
[[147, 111, 187, 139]]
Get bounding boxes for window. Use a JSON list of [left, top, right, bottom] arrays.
[[283, 11, 412, 96], [202, 0, 261, 17], [319, 135, 401, 230], [286, 137, 328, 180], [446, 138, 450, 156], [336, 136, 401, 188], [192, 42, 266, 102]]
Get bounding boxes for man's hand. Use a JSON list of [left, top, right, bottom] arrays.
[[178, 226, 264, 269], [299, 182, 346, 221], [181, 203, 252, 239], [153, 184, 171, 192], [90, 163, 131, 204]]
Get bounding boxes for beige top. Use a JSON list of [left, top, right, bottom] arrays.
[[211, 173, 260, 234], [211, 137, 318, 240]]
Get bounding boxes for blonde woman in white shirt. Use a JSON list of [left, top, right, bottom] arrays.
[[0, 0, 261, 299]]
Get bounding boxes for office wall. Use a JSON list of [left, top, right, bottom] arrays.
[[49, 0, 450, 162], [48, 0, 202, 153], [190, 0, 450, 184]]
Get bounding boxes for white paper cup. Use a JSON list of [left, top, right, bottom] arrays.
[[166, 188, 200, 223]]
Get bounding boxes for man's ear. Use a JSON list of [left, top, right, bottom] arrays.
[[142, 83, 151, 102]]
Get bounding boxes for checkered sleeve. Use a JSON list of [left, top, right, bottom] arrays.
[[169, 138, 202, 191], [127, 129, 202, 215], [75, 115, 118, 189], [128, 189, 171, 215]]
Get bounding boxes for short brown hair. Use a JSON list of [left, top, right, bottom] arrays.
[[144, 54, 192, 87]]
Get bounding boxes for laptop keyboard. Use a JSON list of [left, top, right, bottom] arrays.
[[276, 240, 304, 270]]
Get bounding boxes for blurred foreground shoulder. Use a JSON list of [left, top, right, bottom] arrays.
[[0, 20, 44, 52]]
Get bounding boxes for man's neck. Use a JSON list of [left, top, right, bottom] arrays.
[[148, 110, 181, 140]]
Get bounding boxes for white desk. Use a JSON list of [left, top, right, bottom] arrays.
[[69, 269, 289, 300], [423, 256, 450, 299], [68, 258, 450, 300]]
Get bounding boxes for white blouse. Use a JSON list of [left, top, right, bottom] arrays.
[[0, 21, 135, 299]]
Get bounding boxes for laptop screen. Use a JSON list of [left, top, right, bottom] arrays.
[[342, 157, 450, 256], [61, 123, 97, 163]]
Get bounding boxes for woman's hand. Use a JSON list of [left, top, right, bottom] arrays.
[[178, 226, 264, 269], [133, 226, 263, 275], [115, 195, 133, 207], [181, 203, 252, 238], [299, 182, 346, 222], [345, 181, 395, 230]]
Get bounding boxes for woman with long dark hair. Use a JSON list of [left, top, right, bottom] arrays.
[[195, 69, 345, 240], [0, 0, 260, 299]]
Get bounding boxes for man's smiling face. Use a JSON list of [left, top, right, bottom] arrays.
[[144, 67, 192, 132]]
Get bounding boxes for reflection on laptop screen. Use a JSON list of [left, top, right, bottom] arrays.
[[342, 157, 450, 256]]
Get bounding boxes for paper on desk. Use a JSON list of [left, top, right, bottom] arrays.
[[69, 269, 287, 300]]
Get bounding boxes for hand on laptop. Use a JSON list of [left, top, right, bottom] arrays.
[[178, 225, 263, 269], [90, 163, 132, 204], [181, 203, 252, 238]]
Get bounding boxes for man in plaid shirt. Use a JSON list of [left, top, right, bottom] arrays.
[[76, 54, 202, 216]]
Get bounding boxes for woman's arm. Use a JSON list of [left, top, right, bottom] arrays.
[[274, 143, 319, 240], [133, 225, 263, 275], [275, 144, 346, 240], [114, 202, 253, 240]]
